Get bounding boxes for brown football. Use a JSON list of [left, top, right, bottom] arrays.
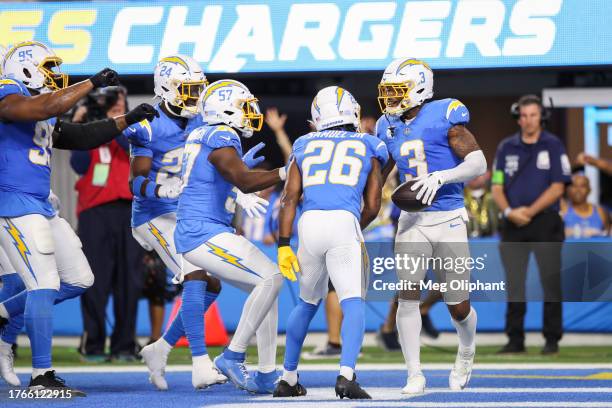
[[391, 179, 432, 212]]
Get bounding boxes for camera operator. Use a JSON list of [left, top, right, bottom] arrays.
[[71, 86, 150, 362]]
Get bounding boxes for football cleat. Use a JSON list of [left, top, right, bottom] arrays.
[[139, 340, 169, 391], [29, 370, 86, 397], [402, 372, 426, 395], [0, 340, 20, 386], [246, 370, 280, 394], [335, 374, 371, 399], [449, 348, 475, 391], [214, 354, 250, 390], [192, 355, 227, 389], [273, 379, 307, 397]]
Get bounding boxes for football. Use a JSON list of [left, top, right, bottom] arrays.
[[391, 179, 432, 212]]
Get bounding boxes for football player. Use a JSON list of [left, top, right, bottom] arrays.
[[176, 79, 285, 394], [128, 55, 267, 390], [273, 86, 387, 399], [376, 58, 487, 394], [0, 41, 158, 393]]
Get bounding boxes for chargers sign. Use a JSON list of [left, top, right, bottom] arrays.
[[0, 0, 610, 74]]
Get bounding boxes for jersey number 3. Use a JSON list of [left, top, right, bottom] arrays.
[[302, 140, 365, 187]]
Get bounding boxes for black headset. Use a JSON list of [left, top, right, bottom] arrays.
[[510, 94, 551, 125]]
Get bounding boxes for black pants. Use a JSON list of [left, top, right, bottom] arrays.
[[499, 211, 564, 345], [78, 200, 144, 355]]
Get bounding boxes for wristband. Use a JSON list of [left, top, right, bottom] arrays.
[[279, 166, 287, 181], [503, 207, 512, 218], [132, 176, 158, 198], [278, 237, 291, 247]]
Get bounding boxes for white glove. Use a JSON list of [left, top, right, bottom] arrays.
[[157, 179, 183, 199], [236, 191, 269, 218], [411, 172, 445, 206]]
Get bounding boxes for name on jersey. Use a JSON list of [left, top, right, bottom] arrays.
[[0, 0, 589, 74], [305, 131, 364, 140]]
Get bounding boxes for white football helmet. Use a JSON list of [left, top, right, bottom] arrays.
[[200, 79, 263, 138], [378, 58, 433, 116], [2, 41, 67, 93], [154, 55, 207, 118], [311, 86, 360, 131]]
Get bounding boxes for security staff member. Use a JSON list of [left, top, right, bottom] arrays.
[[491, 95, 571, 355]]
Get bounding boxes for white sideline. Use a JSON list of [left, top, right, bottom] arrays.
[[14, 362, 612, 374]]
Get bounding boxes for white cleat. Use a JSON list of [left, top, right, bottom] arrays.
[[401, 372, 426, 395], [192, 355, 228, 390], [0, 340, 20, 386], [449, 347, 475, 391], [140, 340, 170, 391]]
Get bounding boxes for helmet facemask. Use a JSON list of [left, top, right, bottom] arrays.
[[172, 79, 208, 118], [38, 56, 68, 92], [377, 80, 415, 116]]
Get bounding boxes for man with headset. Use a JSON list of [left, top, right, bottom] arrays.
[[491, 95, 571, 355]]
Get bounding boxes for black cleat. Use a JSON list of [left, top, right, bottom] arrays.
[[541, 341, 559, 355], [335, 374, 371, 399], [29, 370, 87, 397], [273, 379, 307, 397]]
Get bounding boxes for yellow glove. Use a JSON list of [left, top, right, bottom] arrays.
[[278, 246, 299, 282]]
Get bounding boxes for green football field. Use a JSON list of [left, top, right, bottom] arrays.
[[13, 345, 612, 367]]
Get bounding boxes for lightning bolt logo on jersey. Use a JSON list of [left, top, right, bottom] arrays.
[[0, 78, 56, 217], [376, 98, 470, 212], [125, 104, 199, 227], [174, 124, 243, 254], [292, 130, 389, 220]]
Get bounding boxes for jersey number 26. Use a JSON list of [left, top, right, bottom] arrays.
[[302, 140, 365, 187]]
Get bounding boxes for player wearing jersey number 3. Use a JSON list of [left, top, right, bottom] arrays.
[[376, 58, 487, 395], [274, 86, 388, 399]]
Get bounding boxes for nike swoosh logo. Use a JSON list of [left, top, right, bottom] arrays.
[[450, 223, 462, 228], [129, 128, 137, 133], [461, 113, 468, 117], [220, 136, 230, 141]]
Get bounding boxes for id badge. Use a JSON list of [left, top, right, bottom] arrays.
[[92, 163, 110, 186]]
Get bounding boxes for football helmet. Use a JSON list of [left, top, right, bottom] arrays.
[[200, 79, 263, 138], [154, 55, 207, 118], [378, 58, 433, 116], [311, 86, 360, 131], [2, 41, 68, 93]]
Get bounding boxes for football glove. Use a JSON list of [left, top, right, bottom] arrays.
[[410, 172, 445, 206], [277, 245, 299, 282], [157, 179, 183, 199], [236, 191, 269, 218], [243, 142, 266, 168]]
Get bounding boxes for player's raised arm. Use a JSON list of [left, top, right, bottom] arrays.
[[360, 157, 383, 230], [208, 147, 284, 194], [52, 103, 159, 151], [0, 68, 119, 122]]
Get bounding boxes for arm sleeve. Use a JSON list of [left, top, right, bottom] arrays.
[[550, 139, 572, 184], [446, 99, 470, 126], [53, 118, 122, 151]]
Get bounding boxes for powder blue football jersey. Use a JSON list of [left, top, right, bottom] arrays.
[[292, 130, 388, 220], [375, 98, 470, 212], [175, 124, 243, 253], [0, 78, 55, 217], [125, 104, 199, 227]]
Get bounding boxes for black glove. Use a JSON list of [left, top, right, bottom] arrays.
[[125, 103, 160, 125], [89, 68, 119, 88]]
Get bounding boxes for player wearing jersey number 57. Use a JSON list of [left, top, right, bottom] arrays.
[[274, 86, 387, 400], [175, 79, 286, 394], [376, 58, 487, 395], [0, 41, 158, 395]]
